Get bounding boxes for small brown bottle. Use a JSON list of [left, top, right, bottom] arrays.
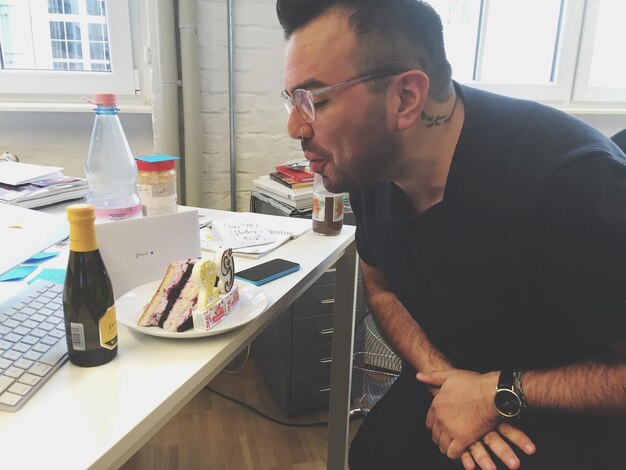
[[312, 173, 344, 236]]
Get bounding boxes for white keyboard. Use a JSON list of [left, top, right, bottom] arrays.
[[0, 280, 68, 412]]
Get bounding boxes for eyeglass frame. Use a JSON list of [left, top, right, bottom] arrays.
[[282, 69, 407, 123]]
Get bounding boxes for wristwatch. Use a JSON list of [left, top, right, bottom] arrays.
[[494, 369, 528, 419]]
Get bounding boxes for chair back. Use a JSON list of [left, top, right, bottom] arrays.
[[611, 129, 626, 152]]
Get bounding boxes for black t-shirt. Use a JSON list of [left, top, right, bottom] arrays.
[[351, 84, 626, 372]]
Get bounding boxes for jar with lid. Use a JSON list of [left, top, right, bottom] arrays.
[[135, 154, 180, 216], [312, 173, 344, 236]]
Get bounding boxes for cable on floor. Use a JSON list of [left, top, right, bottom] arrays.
[[205, 385, 364, 428], [222, 344, 250, 374]]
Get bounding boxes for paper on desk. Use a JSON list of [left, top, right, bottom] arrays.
[[0, 161, 64, 185], [211, 216, 276, 249], [202, 212, 312, 258], [0, 204, 69, 276]]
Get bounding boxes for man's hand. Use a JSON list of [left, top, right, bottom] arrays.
[[417, 370, 505, 459], [459, 423, 536, 470], [418, 370, 536, 468]]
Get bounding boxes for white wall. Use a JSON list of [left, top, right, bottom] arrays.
[[197, 0, 301, 211], [0, 111, 154, 177]]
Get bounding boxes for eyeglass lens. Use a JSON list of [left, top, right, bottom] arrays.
[[294, 90, 315, 122]]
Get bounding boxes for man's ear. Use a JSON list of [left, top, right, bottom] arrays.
[[388, 71, 429, 131]]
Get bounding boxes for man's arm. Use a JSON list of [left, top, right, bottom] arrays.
[[418, 344, 626, 460], [524, 348, 626, 415], [361, 260, 535, 470], [360, 260, 450, 372]]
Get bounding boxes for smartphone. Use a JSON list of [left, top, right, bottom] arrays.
[[235, 258, 300, 286]]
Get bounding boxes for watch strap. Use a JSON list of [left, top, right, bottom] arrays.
[[513, 369, 530, 418]]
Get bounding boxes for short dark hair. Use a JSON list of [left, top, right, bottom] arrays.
[[276, 0, 453, 102]]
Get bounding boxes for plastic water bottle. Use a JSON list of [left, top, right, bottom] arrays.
[[84, 93, 142, 222]]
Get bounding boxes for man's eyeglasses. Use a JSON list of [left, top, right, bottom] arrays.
[[282, 69, 406, 123]]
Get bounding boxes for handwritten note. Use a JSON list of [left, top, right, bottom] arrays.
[[211, 216, 276, 249]]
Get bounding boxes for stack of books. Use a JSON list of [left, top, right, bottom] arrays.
[[0, 161, 88, 209], [252, 160, 314, 214]]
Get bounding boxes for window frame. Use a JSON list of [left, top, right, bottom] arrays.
[[0, 0, 136, 97], [572, 0, 626, 104], [456, 0, 587, 103], [434, 0, 625, 111]]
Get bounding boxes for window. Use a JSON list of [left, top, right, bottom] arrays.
[[426, 0, 626, 107], [0, 0, 135, 96]]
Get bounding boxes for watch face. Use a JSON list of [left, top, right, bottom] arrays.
[[495, 388, 522, 418]]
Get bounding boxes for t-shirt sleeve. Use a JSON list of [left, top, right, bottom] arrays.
[[531, 153, 626, 350]]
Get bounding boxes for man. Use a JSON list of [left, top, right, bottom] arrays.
[[276, 0, 626, 469]]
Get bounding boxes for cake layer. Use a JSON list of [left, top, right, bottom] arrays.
[[138, 260, 195, 327]]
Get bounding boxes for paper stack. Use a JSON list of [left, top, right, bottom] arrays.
[[0, 161, 88, 209]]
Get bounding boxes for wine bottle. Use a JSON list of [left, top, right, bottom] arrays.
[[63, 204, 118, 366]]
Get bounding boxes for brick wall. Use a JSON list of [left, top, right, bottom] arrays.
[[198, 0, 301, 211]]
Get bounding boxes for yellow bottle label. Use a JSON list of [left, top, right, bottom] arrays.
[[99, 305, 118, 350]]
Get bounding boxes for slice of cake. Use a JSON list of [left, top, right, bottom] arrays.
[[138, 249, 238, 332]]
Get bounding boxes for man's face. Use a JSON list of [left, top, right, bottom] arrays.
[[283, 10, 401, 193]]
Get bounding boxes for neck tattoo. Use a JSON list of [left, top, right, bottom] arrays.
[[420, 94, 458, 128]]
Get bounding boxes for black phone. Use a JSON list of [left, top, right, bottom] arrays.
[[235, 258, 300, 286]]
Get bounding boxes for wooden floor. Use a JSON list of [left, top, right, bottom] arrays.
[[121, 354, 362, 470]]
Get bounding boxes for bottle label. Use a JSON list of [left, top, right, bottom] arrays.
[[312, 193, 344, 222], [136, 182, 178, 216], [69, 322, 86, 351], [99, 305, 118, 350], [95, 204, 142, 222], [312, 193, 326, 222]]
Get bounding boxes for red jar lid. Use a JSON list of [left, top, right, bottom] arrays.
[[135, 154, 179, 171], [136, 159, 175, 171]]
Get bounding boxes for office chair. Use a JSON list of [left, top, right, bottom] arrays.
[[611, 129, 626, 152]]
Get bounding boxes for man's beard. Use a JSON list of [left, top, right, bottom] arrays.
[[324, 105, 400, 194]]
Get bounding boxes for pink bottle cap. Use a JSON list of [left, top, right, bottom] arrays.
[[83, 93, 117, 108]]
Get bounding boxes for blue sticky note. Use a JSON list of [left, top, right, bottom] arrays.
[[0, 265, 38, 282], [135, 154, 180, 163], [24, 251, 61, 263], [28, 268, 66, 285]]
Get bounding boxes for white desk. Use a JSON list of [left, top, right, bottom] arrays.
[[0, 208, 357, 470]]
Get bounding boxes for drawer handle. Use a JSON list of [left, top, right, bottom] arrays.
[[318, 357, 332, 364], [318, 386, 331, 393], [326, 267, 337, 273], [317, 327, 334, 335], [319, 298, 335, 305]]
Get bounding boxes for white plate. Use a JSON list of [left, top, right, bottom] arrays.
[[116, 279, 269, 338]]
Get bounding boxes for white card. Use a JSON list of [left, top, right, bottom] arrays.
[[211, 216, 276, 249]]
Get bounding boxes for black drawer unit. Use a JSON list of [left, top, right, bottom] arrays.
[[251, 193, 365, 415]]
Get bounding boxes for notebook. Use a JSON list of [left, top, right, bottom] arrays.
[[95, 209, 201, 299]]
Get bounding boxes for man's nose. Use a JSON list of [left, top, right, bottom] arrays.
[[287, 106, 312, 140]]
